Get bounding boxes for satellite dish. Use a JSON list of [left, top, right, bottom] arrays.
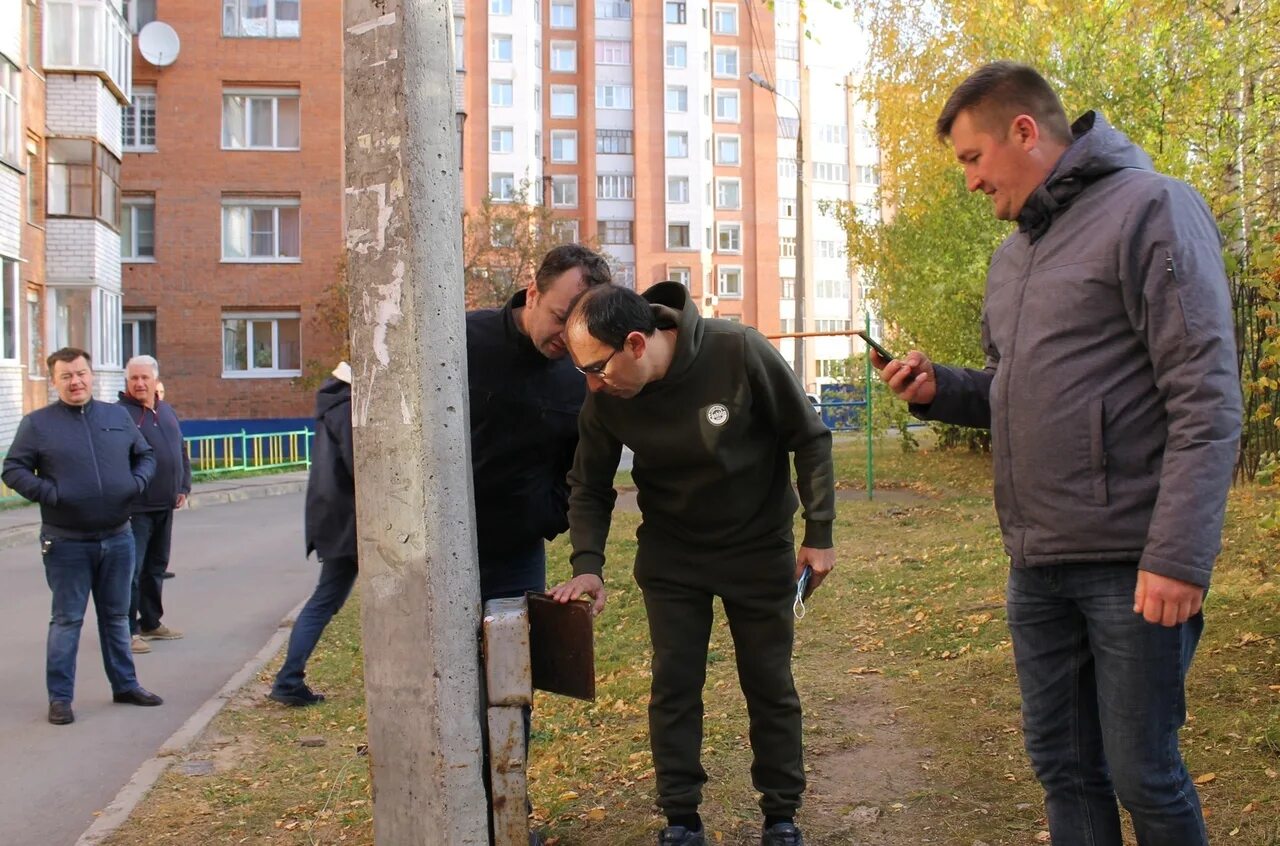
[[138, 22, 180, 67]]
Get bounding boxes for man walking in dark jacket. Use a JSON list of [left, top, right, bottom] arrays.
[[118, 355, 192, 653], [269, 362, 355, 706], [466, 244, 612, 602], [2, 347, 164, 724], [550, 284, 835, 846], [876, 63, 1241, 845]]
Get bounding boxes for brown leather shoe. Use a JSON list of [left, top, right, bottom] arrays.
[[48, 701, 74, 725]]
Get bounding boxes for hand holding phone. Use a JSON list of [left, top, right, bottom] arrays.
[[855, 330, 895, 362]]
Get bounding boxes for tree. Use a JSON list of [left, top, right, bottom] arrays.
[[839, 0, 1279, 471], [462, 180, 603, 309]]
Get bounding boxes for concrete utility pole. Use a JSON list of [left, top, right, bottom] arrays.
[[344, 3, 489, 844]]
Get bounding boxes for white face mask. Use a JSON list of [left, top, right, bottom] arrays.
[[793, 566, 812, 620]]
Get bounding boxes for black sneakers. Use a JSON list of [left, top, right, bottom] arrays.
[[761, 822, 805, 846], [48, 701, 74, 725], [268, 685, 327, 707], [659, 826, 706, 846]]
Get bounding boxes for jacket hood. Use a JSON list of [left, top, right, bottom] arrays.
[[642, 281, 701, 384], [314, 376, 351, 419], [1017, 111, 1154, 241], [117, 391, 152, 410]]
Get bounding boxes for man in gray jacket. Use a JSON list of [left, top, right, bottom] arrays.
[[876, 63, 1241, 845]]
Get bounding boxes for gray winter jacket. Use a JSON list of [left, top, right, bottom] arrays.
[[916, 112, 1241, 587]]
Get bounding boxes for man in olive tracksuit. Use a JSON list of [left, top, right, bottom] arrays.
[[549, 283, 835, 846]]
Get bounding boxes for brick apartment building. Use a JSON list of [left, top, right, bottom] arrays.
[[119, 0, 344, 426]]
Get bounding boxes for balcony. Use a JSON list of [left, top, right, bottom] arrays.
[[43, 0, 133, 103]]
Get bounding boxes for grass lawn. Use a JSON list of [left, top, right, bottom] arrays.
[[104, 435, 1280, 845]]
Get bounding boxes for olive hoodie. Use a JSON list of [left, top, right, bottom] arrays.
[[568, 282, 835, 579]]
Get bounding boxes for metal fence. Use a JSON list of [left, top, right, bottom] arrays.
[[0, 428, 314, 505]]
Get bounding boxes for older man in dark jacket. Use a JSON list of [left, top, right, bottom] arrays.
[[2, 347, 163, 725], [118, 355, 192, 652], [269, 362, 355, 706], [877, 64, 1240, 846]]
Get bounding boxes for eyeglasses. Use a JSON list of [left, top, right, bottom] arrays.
[[574, 348, 620, 377]]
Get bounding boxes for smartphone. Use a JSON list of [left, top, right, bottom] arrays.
[[855, 330, 895, 362]]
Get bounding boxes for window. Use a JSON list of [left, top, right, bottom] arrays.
[[816, 239, 846, 259], [97, 289, 122, 367], [713, 47, 738, 78], [819, 124, 849, 145], [596, 39, 631, 64], [533, 131, 542, 157], [49, 286, 90, 353], [777, 39, 799, 60], [716, 178, 741, 209], [666, 176, 689, 203], [596, 0, 632, 19], [550, 0, 575, 28], [665, 1, 686, 24], [717, 223, 741, 254], [598, 220, 634, 245], [816, 278, 851, 298], [856, 165, 881, 185], [715, 134, 740, 165], [0, 257, 18, 361], [222, 312, 301, 377], [490, 173, 515, 201], [778, 78, 800, 100], [27, 293, 42, 377], [27, 135, 41, 221], [491, 127, 514, 154], [813, 162, 849, 182], [778, 157, 797, 181], [713, 4, 738, 33], [670, 267, 691, 288], [490, 220, 516, 248], [551, 130, 578, 163], [534, 38, 542, 68], [665, 41, 687, 68], [666, 132, 688, 158], [534, 85, 541, 112], [221, 198, 301, 261], [714, 89, 740, 122], [551, 85, 577, 117], [47, 139, 120, 228], [665, 86, 688, 113], [222, 89, 300, 150], [121, 85, 156, 151], [490, 35, 513, 62], [122, 312, 156, 361], [545, 41, 575, 72], [781, 278, 795, 299], [1, 60, 20, 167], [222, 0, 299, 38], [717, 266, 743, 297], [667, 223, 691, 249], [490, 0, 512, 13], [121, 0, 156, 31], [779, 198, 795, 218], [491, 80, 514, 107], [455, 17, 465, 70], [779, 236, 796, 258], [596, 84, 633, 109], [597, 174, 634, 199], [597, 129, 633, 154], [552, 176, 578, 208], [44, 0, 132, 94], [552, 219, 579, 243], [777, 117, 799, 139], [613, 263, 636, 289], [121, 196, 155, 261]]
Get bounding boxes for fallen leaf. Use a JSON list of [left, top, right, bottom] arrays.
[[558, 791, 579, 801], [1194, 773, 1217, 785], [585, 807, 606, 822]]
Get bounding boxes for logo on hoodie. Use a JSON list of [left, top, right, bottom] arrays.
[[706, 403, 729, 426]]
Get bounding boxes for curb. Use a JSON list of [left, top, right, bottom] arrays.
[[0, 479, 307, 552], [74, 597, 309, 846]]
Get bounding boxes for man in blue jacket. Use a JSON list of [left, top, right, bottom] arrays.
[[2, 348, 164, 725], [118, 355, 192, 653], [877, 63, 1241, 845]]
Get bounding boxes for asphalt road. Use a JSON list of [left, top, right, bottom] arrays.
[[0, 493, 315, 846]]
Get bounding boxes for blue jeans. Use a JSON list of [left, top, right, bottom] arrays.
[[272, 555, 358, 695], [129, 509, 174, 633], [42, 530, 140, 702], [1007, 564, 1207, 846]]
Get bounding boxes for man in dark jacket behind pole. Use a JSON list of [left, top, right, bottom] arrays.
[[876, 63, 1241, 845], [118, 355, 192, 653], [269, 362, 356, 706], [2, 347, 163, 724]]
